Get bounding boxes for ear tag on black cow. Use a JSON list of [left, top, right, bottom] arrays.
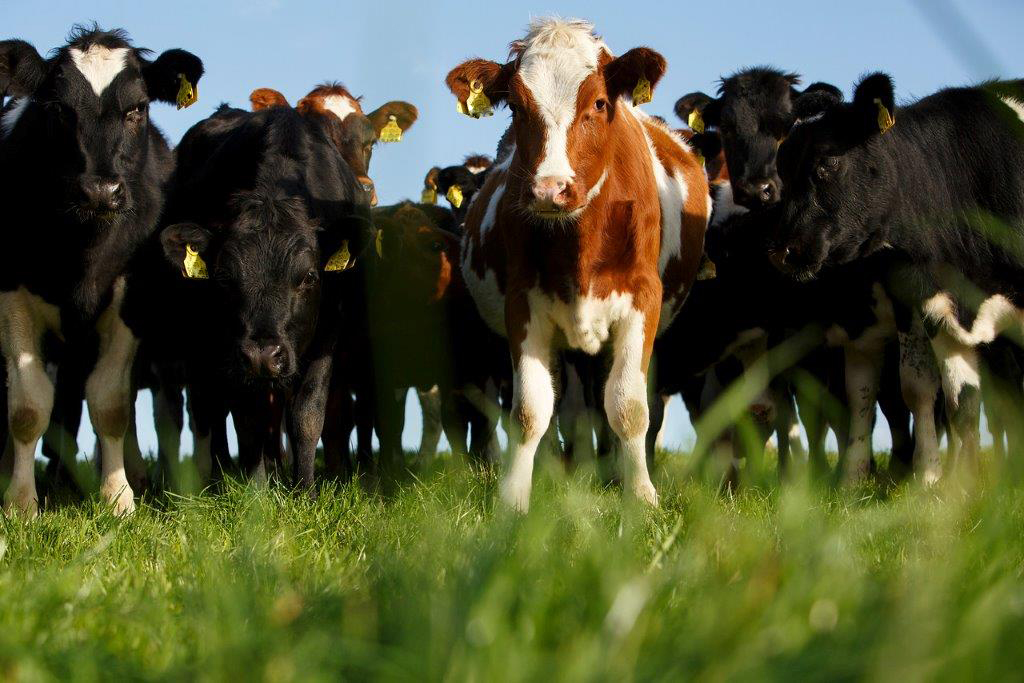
[[421, 187, 437, 204], [466, 80, 493, 118], [183, 244, 208, 279], [688, 109, 705, 133], [874, 98, 894, 134], [696, 254, 717, 281], [176, 74, 198, 110], [446, 184, 464, 209], [379, 115, 403, 143], [632, 77, 652, 106], [324, 240, 354, 272], [375, 229, 384, 258]]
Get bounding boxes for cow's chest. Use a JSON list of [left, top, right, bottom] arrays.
[[526, 288, 637, 355]]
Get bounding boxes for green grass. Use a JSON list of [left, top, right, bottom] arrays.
[[2, 454, 1024, 681]]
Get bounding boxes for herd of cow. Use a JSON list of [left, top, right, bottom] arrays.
[[1, 18, 1023, 517]]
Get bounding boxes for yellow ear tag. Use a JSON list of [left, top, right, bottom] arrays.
[[183, 243, 208, 279], [421, 187, 437, 204], [874, 98, 894, 134], [375, 229, 383, 258], [176, 74, 198, 110], [446, 184, 464, 209], [688, 109, 705, 133], [379, 115, 403, 143], [697, 254, 717, 281], [456, 100, 466, 116], [324, 240, 354, 272], [466, 80, 493, 118], [632, 77, 652, 105]]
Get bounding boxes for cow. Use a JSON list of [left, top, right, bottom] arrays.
[[0, 26, 203, 516], [428, 154, 494, 226], [250, 83, 418, 206], [675, 67, 842, 210], [446, 18, 709, 510], [770, 73, 1024, 482], [122, 103, 371, 490]]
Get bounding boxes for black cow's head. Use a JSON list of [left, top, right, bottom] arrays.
[[675, 67, 841, 209], [770, 73, 898, 280], [160, 193, 344, 385], [0, 26, 202, 221]]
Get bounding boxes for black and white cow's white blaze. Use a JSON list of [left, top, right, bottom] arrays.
[[772, 72, 1024, 482], [0, 26, 203, 516]]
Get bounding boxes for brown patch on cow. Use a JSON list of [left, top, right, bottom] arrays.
[[94, 406, 129, 437], [250, 88, 289, 111], [10, 407, 41, 443]]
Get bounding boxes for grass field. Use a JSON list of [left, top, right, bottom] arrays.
[[2, 454, 1024, 681]]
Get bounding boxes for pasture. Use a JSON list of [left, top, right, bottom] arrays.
[[2, 455, 1024, 680]]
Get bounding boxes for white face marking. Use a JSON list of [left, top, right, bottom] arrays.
[[466, 165, 488, 174], [70, 46, 130, 96], [516, 19, 605, 180], [1, 97, 30, 137], [320, 94, 359, 122]]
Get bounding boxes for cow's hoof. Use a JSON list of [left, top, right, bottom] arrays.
[[4, 485, 39, 519], [499, 479, 531, 513], [630, 480, 659, 507], [101, 479, 136, 517], [921, 466, 943, 488]]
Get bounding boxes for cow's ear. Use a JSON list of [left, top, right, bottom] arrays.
[[675, 91, 719, 130], [604, 47, 666, 105], [141, 49, 204, 108], [688, 131, 723, 161], [161, 222, 213, 279], [445, 59, 514, 115], [853, 72, 896, 136], [0, 40, 46, 98], [250, 88, 289, 111], [792, 82, 843, 120], [366, 101, 418, 139]]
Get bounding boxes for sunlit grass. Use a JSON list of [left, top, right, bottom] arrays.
[[1, 452, 1023, 680]]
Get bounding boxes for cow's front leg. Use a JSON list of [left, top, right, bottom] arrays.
[[85, 286, 139, 516], [501, 312, 555, 513], [899, 319, 942, 485], [842, 343, 883, 484], [931, 332, 981, 470], [287, 352, 333, 492], [604, 308, 658, 507], [0, 289, 55, 518]]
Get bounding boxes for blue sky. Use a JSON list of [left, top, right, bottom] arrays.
[[6, 0, 1023, 454]]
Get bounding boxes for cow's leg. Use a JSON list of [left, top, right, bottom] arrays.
[[152, 372, 184, 488], [500, 316, 555, 513], [899, 323, 942, 485], [321, 377, 353, 479], [879, 342, 914, 478], [842, 344, 883, 484], [417, 386, 443, 458], [931, 332, 981, 470], [604, 312, 658, 507], [0, 290, 54, 517], [85, 292, 139, 516], [375, 387, 407, 471], [440, 391, 470, 458], [654, 394, 671, 452], [287, 353, 333, 492], [646, 389, 667, 472]]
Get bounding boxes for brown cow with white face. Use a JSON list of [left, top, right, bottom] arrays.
[[447, 18, 709, 510], [250, 83, 417, 205]]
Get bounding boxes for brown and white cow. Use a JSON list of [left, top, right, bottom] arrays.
[[250, 83, 417, 205], [446, 18, 709, 510]]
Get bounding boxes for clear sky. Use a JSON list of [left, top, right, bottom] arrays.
[[6, 0, 1023, 455]]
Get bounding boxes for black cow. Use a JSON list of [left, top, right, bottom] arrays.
[[771, 73, 1024, 482], [122, 103, 371, 490], [423, 154, 493, 227], [675, 67, 841, 209], [0, 26, 202, 516]]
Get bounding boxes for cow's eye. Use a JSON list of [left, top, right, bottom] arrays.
[[125, 103, 147, 123], [300, 269, 318, 289], [816, 156, 840, 179], [594, 99, 607, 112]]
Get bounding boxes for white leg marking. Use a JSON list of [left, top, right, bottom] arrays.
[[85, 280, 138, 516], [418, 386, 443, 456], [899, 320, 942, 486], [843, 346, 882, 484]]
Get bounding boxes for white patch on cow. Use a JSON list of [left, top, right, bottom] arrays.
[[923, 291, 1024, 346], [516, 18, 605, 180], [1000, 96, 1024, 125], [529, 286, 634, 356], [898, 320, 942, 485], [842, 348, 881, 483], [930, 331, 980, 410], [462, 180, 507, 336], [710, 181, 749, 228], [1, 97, 30, 138], [320, 94, 358, 122], [70, 45, 130, 96], [585, 169, 608, 203]]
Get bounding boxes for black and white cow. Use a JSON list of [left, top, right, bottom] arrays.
[[0, 26, 203, 516], [771, 73, 1024, 482], [122, 103, 372, 490]]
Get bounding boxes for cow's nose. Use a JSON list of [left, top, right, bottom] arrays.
[[739, 178, 780, 207], [243, 341, 287, 378], [531, 176, 570, 206], [79, 177, 124, 211]]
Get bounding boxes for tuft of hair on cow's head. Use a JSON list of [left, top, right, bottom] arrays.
[[250, 87, 290, 111], [674, 67, 842, 210]]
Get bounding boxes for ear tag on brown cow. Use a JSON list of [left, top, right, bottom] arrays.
[[696, 254, 717, 281], [375, 229, 384, 258], [379, 115, 403, 143], [466, 80, 493, 118], [324, 240, 354, 272], [421, 187, 437, 204], [632, 77, 652, 105], [874, 98, 894, 134], [688, 109, 705, 133], [176, 74, 198, 110], [183, 244, 208, 279], [446, 184, 464, 208]]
